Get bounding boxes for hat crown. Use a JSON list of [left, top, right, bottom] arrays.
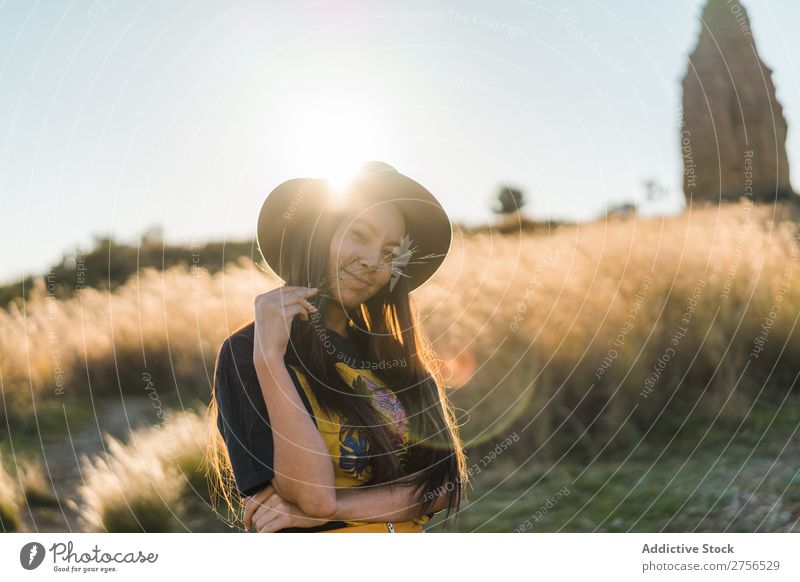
[[358, 161, 398, 178]]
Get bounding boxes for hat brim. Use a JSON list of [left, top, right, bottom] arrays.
[[256, 166, 451, 292]]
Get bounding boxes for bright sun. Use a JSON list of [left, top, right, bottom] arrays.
[[285, 96, 383, 196]]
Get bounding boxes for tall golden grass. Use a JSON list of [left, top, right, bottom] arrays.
[[73, 410, 211, 532], [2, 201, 798, 462], [424, 200, 800, 456], [0, 455, 59, 532], [0, 257, 277, 420], [0, 453, 22, 531]]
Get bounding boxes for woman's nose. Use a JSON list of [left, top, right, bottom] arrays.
[[359, 256, 376, 271], [358, 250, 381, 271]]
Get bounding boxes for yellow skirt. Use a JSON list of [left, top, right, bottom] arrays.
[[320, 520, 424, 533]]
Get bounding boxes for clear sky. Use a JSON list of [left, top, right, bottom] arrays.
[[1, 0, 799, 284]]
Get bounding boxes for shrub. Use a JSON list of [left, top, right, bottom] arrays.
[[0, 454, 23, 532]]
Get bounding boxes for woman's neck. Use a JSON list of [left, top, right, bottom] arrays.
[[323, 305, 351, 339]]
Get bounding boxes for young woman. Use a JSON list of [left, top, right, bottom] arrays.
[[207, 161, 468, 532]]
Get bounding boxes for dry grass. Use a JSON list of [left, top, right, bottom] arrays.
[[0, 453, 23, 531], [19, 458, 58, 507], [127, 410, 213, 497], [73, 410, 212, 532], [0, 257, 278, 420], [415, 200, 800, 456], [2, 201, 799, 465]]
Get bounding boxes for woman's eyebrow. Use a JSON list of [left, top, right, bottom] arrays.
[[353, 218, 401, 246]]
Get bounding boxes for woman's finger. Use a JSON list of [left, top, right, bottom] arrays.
[[243, 485, 274, 531], [298, 297, 319, 313], [244, 499, 260, 531], [254, 495, 291, 530], [285, 303, 312, 322], [252, 493, 283, 525], [277, 286, 319, 298], [248, 486, 275, 512], [259, 514, 289, 533], [278, 288, 319, 307], [253, 493, 285, 520], [259, 286, 317, 309], [255, 504, 284, 532]]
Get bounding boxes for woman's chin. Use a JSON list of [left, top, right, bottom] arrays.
[[342, 292, 365, 307], [328, 289, 360, 309]]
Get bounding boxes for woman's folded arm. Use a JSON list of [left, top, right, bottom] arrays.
[[329, 482, 450, 523], [254, 354, 336, 517]]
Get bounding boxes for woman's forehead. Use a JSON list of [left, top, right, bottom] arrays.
[[343, 202, 406, 235]]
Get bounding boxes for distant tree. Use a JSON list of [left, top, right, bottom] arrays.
[[606, 201, 637, 218], [141, 224, 165, 245], [493, 184, 527, 217], [642, 178, 668, 204]]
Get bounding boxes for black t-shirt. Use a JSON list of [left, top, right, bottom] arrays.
[[214, 322, 374, 532]]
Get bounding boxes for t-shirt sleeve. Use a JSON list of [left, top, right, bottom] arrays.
[[214, 337, 276, 498], [213, 335, 320, 499]]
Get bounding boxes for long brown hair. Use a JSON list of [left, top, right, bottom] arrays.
[[206, 201, 468, 525]]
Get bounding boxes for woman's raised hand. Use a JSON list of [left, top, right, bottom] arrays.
[[253, 285, 319, 362]]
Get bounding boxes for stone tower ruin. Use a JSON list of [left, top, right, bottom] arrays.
[[681, 0, 795, 204]]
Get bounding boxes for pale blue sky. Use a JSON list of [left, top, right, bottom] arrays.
[[1, 0, 799, 284]]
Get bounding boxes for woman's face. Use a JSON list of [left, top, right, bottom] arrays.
[[327, 202, 406, 308]]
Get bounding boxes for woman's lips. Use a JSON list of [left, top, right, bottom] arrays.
[[344, 269, 371, 289]]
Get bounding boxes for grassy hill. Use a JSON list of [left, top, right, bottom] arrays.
[[2, 200, 799, 532]]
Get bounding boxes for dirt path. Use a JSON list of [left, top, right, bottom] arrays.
[[19, 397, 159, 533]]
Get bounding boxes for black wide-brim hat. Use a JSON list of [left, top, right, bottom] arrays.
[[256, 161, 452, 292]]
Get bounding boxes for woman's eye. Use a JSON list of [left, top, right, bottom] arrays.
[[352, 230, 367, 241]]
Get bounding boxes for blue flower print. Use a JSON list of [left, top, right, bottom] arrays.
[[339, 426, 370, 479]]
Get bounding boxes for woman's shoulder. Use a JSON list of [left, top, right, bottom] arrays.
[[218, 321, 256, 366]]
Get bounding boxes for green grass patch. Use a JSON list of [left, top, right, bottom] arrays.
[[430, 395, 800, 533]]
